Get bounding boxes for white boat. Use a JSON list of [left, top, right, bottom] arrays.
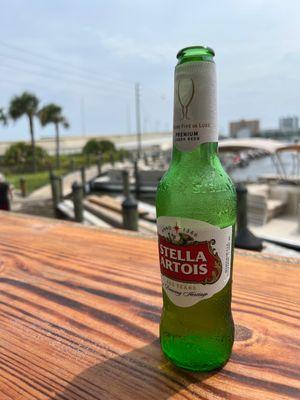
[[220, 139, 300, 250]]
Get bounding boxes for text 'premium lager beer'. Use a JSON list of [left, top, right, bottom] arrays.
[[156, 46, 236, 371]]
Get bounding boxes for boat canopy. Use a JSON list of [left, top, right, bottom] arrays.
[[276, 143, 300, 153], [218, 138, 298, 154], [218, 138, 300, 179]]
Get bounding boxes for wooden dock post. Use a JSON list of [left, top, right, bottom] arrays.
[[80, 166, 86, 195], [110, 152, 115, 167], [19, 178, 27, 198], [122, 170, 138, 231], [235, 182, 263, 251], [50, 174, 60, 215], [97, 153, 102, 176], [143, 153, 149, 166], [134, 160, 140, 196], [58, 176, 63, 200], [72, 181, 84, 223], [70, 158, 75, 172]]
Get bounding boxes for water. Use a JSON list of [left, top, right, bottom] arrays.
[[230, 153, 296, 182]]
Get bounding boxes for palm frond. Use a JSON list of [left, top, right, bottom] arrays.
[[9, 92, 39, 120]]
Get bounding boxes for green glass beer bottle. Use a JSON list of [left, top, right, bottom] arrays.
[[156, 46, 236, 371]]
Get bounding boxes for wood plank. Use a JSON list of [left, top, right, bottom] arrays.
[[88, 195, 152, 217], [88, 194, 126, 214], [83, 199, 157, 235], [0, 212, 299, 400], [60, 199, 111, 228], [115, 195, 157, 222]]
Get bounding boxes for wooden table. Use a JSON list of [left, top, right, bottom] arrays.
[[0, 212, 299, 400]]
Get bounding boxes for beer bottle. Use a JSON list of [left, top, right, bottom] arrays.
[[156, 46, 236, 371]]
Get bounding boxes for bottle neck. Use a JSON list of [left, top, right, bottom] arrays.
[[171, 142, 218, 166]]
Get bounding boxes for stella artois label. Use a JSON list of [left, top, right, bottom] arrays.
[[157, 216, 233, 307], [173, 61, 217, 151]]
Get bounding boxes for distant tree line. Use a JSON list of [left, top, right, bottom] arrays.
[[0, 92, 69, 172], [2, 138, 127, 172], [83, 139, 115, 155], [82, 138, 129, 165]]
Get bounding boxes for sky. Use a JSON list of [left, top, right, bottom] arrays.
[[1, 0, 300, 141]]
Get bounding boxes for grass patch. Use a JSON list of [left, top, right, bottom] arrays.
[[2, 150, 123, 195], [7, 169, 66, 194]]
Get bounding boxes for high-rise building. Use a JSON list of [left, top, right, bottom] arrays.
[[229, 119, 260, 138], [279, 116, 299, 132]]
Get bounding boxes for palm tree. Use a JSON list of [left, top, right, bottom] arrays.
[[0, 108, 7, 125], [9, 92, 39, 172], [38, 104, 69, 169]]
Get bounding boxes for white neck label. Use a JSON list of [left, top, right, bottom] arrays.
[[173, 61, 217, 152]]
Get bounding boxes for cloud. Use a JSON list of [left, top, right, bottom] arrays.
[[84, 27, 176, 64]]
